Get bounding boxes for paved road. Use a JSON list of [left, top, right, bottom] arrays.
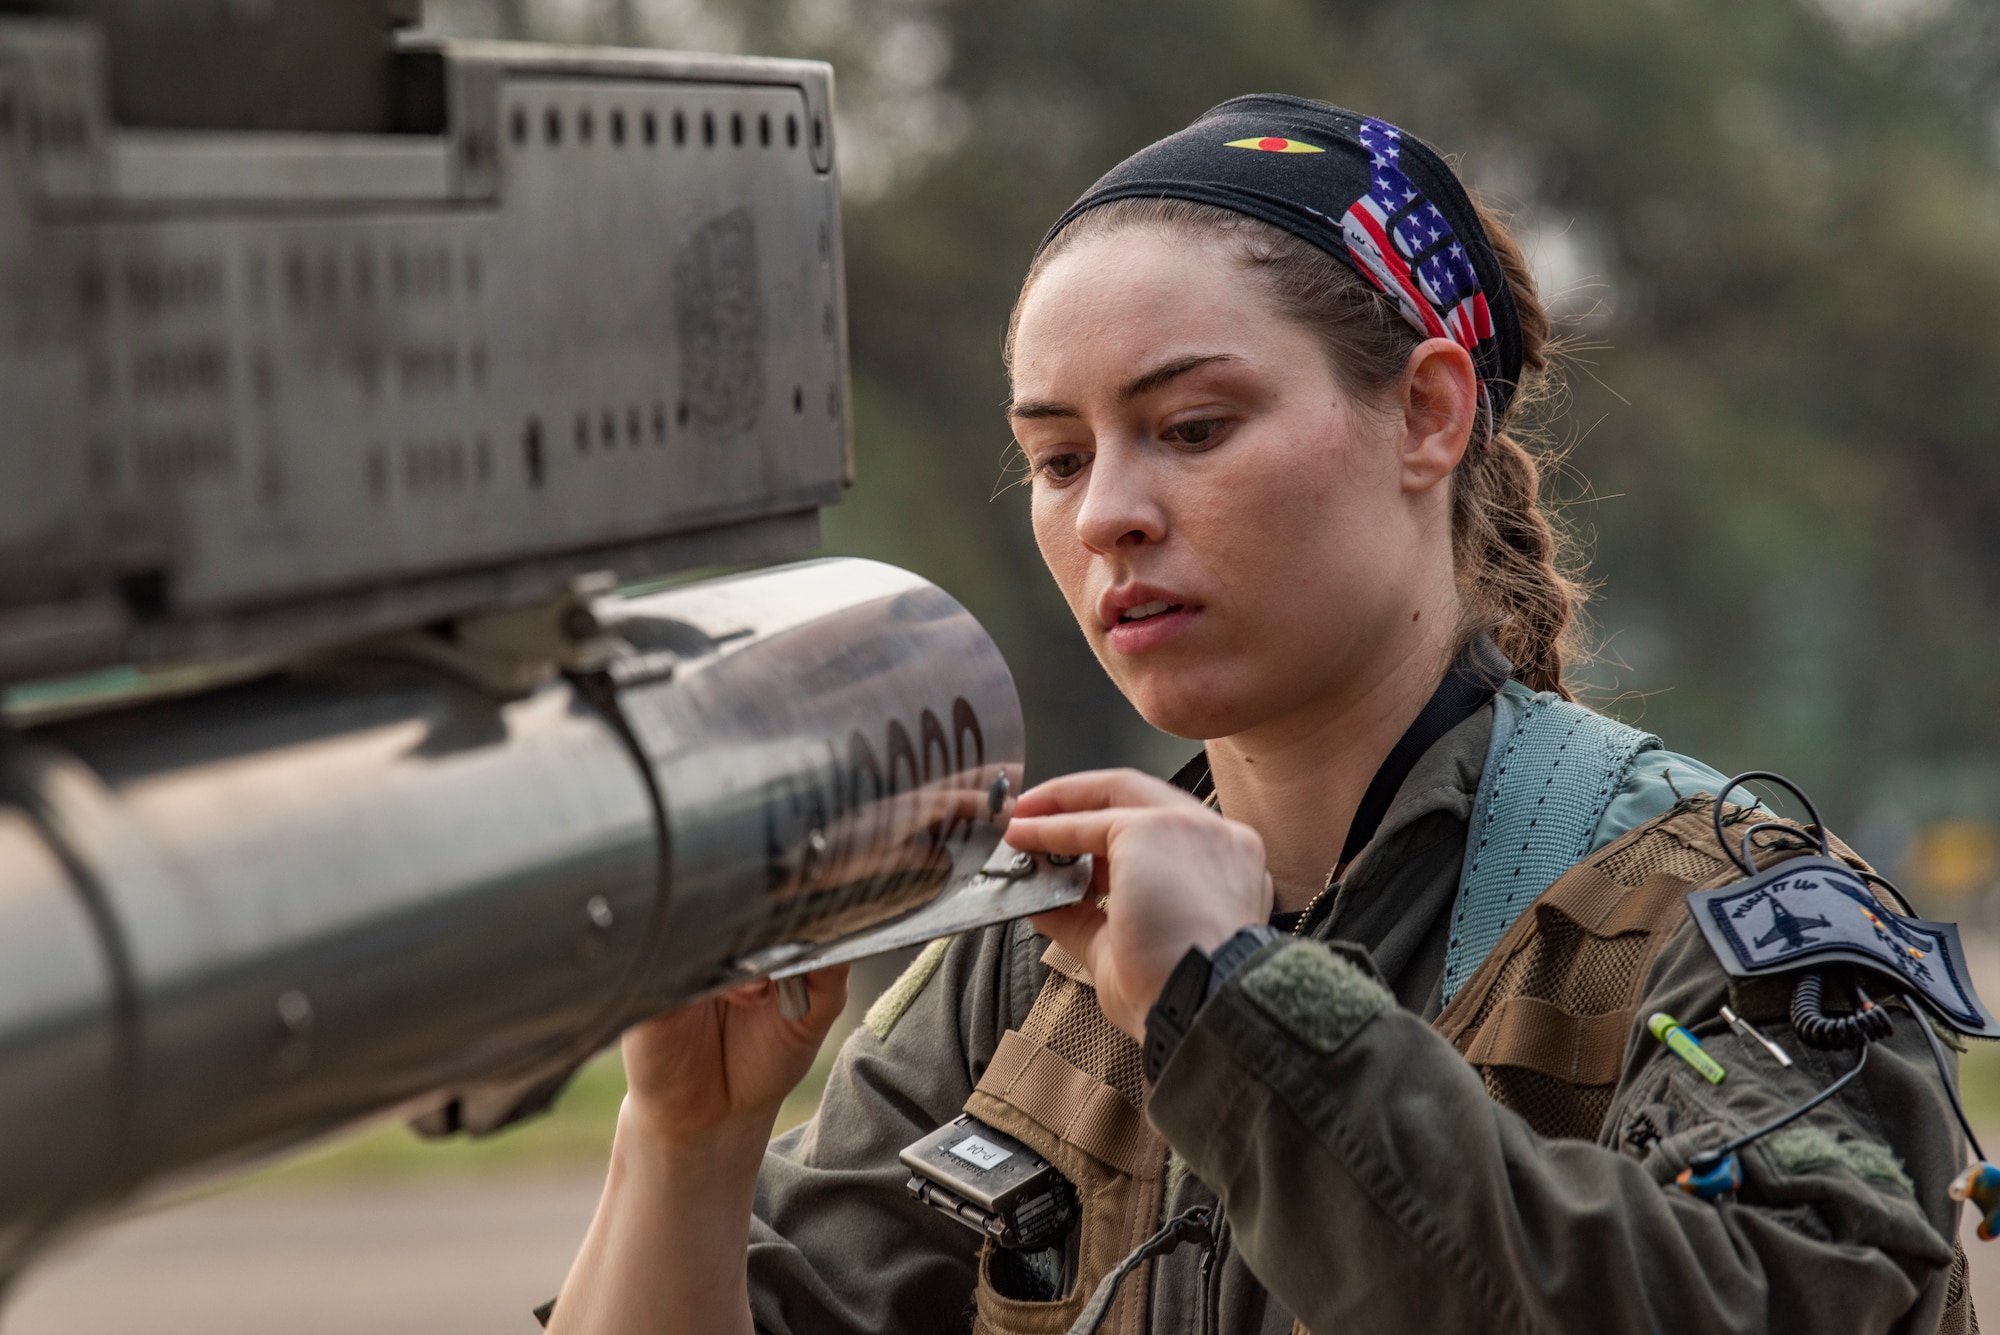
[[3, 1175, 604, 1335]]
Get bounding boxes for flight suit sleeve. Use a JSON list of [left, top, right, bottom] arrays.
[[745, 919, 1043, 1335], [1146, 929, 1963, 1335]]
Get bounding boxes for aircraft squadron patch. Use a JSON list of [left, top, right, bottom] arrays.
[[1687, 855, 1996, 1038]]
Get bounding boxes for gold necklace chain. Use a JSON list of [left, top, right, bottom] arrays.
[[1292, 868, 1340, 937]]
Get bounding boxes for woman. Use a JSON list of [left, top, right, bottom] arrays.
[[548, 95, 1969, 1335]]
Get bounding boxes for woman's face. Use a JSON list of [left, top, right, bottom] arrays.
[[1009, 227, 1471, 741]]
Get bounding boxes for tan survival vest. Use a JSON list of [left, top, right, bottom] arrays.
[[961, 796, 1976, 1335]]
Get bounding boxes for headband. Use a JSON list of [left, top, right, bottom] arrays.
[[1041, 94, 1525, 437]]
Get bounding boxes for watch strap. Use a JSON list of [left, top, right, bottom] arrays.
[[1141, 925, 1282, 1085], [1143, 946, 1212, 1085], [1204, 924, 1281, 1003]]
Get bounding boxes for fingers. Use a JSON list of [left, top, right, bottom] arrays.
[[720, 964, 849, 1029], [1013, 768, 1202, 819], [721, 979, 775, 1008], [1001, 808, 1122, 858], [802, 963, 850, 1026]]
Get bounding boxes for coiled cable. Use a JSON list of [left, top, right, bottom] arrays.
[[1790, 970, 1895, 1050]]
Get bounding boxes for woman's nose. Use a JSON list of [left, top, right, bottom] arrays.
[[1073, 443, 1167, 553]]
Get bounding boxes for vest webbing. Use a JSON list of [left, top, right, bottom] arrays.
[[1441, 682, 1659, 1006]]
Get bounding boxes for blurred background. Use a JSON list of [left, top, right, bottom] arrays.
[[13, 0, 2000, 1327]]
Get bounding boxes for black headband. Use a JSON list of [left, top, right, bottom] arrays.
[[1042, 93, 1525, 435]]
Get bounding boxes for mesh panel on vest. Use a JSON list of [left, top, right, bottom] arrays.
[[1598, 824, 1724, 889], [1483, 1067, 1619, 1142], [1018, 972, 1148, 1110], [1942, 1243, 1979, 1335], [1455, 905, 1657, 1140], [1461, 914, 1655, 1030]]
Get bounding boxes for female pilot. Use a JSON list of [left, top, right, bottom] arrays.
[[546, 95, 1971, 1335]]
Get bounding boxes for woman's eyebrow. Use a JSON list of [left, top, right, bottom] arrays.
[[1118, 353, 1239, 401], [1007, 398, 1078, 421], [1008, 353, 1241, 420]]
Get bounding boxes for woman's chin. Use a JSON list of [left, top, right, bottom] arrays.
[[1121, 677, 1246, 743]]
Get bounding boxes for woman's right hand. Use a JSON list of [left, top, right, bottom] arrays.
[[619, 965, 850, 1146], [546, 966, 849, 1335]]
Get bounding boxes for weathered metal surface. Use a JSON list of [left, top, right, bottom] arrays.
[[0, 23, 850, 681]]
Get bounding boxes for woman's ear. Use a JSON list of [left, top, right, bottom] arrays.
[[1398, 338, 1477, 494]]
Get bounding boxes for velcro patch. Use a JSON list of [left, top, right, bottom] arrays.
[[1239, 941, 1392, 1054], [1686, 855, 1995, 1037]]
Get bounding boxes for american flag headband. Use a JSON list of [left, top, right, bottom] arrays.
[[1335, 118, 1501, 450]]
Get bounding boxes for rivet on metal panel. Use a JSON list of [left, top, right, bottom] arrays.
[[276, 990, 315, 1032], [270, 990, 314, 1078], [802, 828, 829, 886], [577, 895, 615, 964]]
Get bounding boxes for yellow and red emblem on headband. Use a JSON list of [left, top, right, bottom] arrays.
[[1224, 136, 1324, 154]]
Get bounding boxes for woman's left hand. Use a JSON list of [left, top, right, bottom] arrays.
[[1006, 769, 1273, 1041]]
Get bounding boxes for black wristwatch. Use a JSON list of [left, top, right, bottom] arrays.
[[1142, 924, 1282, 1084]]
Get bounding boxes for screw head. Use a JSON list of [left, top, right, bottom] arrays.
[[275, 990, 314, 1033]]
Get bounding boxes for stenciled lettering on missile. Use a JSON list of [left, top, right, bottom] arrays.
[[760, 697, 988, 915]]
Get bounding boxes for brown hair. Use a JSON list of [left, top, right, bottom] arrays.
[[1007, 197, 1582, 697]]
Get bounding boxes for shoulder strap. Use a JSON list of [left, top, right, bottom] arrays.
[[1441, 683, 1660, 1005]]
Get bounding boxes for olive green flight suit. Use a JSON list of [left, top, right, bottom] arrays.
[[744, 706, 1967, 1334]]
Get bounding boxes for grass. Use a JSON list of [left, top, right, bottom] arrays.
[[241, 1017, 859, 1189]]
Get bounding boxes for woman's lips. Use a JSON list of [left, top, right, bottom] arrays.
[[1104, 601, 1199, 654]]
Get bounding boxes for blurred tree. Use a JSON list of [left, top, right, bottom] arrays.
[[428, 0, 2000, 870]]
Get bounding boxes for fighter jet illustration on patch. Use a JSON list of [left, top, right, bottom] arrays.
[[1754, 897, 1831, 952]]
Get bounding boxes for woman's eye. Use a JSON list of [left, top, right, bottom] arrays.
[[1037, 452, 1085, 481], [1164, 419, 1223, 447]]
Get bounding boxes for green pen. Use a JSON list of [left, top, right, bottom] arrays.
[[1648, 1012, 1727, 1084]]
